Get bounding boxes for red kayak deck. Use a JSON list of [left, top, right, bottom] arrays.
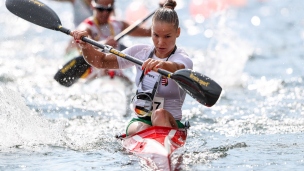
[[120, 126, 187, 156]]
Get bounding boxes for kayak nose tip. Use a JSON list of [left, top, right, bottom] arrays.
[[108, 70, 115, 79]]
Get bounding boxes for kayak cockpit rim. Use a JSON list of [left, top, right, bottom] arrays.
[[115, 121, 191, 140]]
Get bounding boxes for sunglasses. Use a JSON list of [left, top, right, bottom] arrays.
[[95, 7, 113, 12]]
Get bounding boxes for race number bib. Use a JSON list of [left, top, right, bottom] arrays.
[[152, 96, 164, 112]]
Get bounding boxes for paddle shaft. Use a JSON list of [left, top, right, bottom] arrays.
[[115, 2, 165, 41], [57, 26, 172, 78], [114, 11, 155, 41]]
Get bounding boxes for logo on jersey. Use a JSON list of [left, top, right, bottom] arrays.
[[161, 77, 168, 86]]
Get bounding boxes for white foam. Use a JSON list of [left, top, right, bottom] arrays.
[[0, 87, 65, 150]]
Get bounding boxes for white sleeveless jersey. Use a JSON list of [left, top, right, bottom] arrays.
[[117, 45, 193, 120], [77, 17, 124, 43]]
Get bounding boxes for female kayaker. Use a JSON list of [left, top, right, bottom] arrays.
[[74, 0, 151, 50], [61, 0, 152, 84], [71, 0, 193, 136]]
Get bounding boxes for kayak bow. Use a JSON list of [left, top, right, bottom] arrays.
[[117, 126, 188, 170]]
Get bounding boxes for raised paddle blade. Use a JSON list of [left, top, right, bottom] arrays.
[[5, 0, 61, 30], [171, 69, 222, 107]]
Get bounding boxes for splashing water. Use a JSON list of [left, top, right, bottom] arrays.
[[0, 87, 65, 150], [0, 86, 130, 153]]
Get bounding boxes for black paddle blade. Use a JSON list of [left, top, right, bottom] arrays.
[[171, 69, 222, 107], [5, 0, 61, 30], [54, 56, 91, 87]]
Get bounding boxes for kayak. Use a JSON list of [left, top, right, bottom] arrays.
[[116, 125, 189, 170]]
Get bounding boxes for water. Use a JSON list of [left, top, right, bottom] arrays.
[[1, 0, 304, 170]]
